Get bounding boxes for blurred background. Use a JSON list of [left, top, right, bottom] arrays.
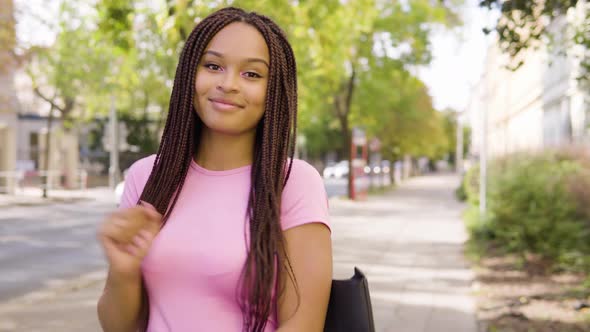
[[0, 0, 589, 331]]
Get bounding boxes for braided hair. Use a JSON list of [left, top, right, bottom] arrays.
[[138, 7, 298, 332]]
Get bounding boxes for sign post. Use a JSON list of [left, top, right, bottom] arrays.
[[368, 137, 382, 188], [349, 127, 368, 201]]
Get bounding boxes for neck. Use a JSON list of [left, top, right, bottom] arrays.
[[194, 128, 256, 171]]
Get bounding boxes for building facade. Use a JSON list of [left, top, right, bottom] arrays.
[[468, 3, 589, 159]]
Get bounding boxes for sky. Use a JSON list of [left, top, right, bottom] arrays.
[[415, 0, 496, 112], [14, 0, 495, 113], [14, 0, 61, 47]]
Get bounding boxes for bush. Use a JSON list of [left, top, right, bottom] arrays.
[[465, 149, 590, 273], [463, 165, 479, 206], [455, 176, 467, 201]]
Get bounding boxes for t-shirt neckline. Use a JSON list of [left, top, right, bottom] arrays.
[[190, 160, 252, 176]]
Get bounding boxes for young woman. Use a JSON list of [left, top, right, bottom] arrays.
[[97, 7, 333, 332]]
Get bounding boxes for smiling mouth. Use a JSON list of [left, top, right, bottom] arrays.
[[208, 98, 244, 111]]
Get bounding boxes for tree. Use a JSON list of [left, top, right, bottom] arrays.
[[332, 0, 459, 196], [441, 109, 471, 166], [26, 2, 116, 196], [371, 75, 449, 163], [92, 0, 462, 196], [21, 1, 177, 190], [0, 0, 18, 113], [480, 0, 589, 77]]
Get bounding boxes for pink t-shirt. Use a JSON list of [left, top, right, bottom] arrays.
[[119, 155, 330, 331]]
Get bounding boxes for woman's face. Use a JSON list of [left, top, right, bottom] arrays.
[[194, 22, 270, 136]]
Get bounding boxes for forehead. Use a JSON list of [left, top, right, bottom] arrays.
[[205, 22, 269, 61]]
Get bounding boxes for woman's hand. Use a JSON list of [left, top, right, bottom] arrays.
[[98, 201, 163, 282]]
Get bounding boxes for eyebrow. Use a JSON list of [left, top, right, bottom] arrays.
[[204, 50, 270, 68]]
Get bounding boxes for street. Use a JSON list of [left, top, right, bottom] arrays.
[[323, 177, 348, 198], [0, 201, 112, 301]]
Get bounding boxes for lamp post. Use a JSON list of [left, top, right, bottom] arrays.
[[480, 77, 488, 218], [108, 93, 120, 190]]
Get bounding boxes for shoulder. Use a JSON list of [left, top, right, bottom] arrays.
[[284, 159, 323, 186], [128, 154, 157, 174], [280, 159, 330, 231], [126, 154, 157, 180], [119, 154, 156, 208], [124, 154, 157, 194]]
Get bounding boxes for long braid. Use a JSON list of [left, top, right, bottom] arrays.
[[139, 7, 299, 332]]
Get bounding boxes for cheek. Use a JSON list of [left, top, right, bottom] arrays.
[[194, 76, 209, 110], [249, 85, 267, 115], [194, 75, 207, 98]]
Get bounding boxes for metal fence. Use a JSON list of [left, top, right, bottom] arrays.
[[0, 170, 88, 194]]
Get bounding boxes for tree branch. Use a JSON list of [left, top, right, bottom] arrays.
[[33, 87, 65, 114]]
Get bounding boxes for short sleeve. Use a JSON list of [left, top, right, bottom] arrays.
[[119, 155, 156, 209], [280, 159, 331, 232]]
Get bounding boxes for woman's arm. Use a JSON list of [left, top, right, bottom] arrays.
[[97, 204, 161, 332], [277, 222, 332, 332], [97, 270, 145, 332]]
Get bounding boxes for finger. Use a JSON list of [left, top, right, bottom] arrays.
[[125, 243, 140, 257], [99, 218, 134, 244], [127, 232, 153, 259], [122, 206, 158, 229], [111, 217, 129, 229], [137, 229, 155, 243], [135, 209, 163, 236], [132, 233, 150, 250], [139, 201, 163, 222], [104, 208, 131, 225], [101, 237, 133, 262], [118, 208, 151, 234]]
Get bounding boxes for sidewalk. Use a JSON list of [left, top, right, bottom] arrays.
[[0, 173, 478, 332], [0, 187, 118, 207], [330, 173, 479, 332]]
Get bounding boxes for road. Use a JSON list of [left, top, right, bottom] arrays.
[[323, 177, 348, 198], [0, 201, 112, 301]]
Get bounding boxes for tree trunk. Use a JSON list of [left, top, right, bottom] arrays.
[[333, 63, 357, 199], [344, 67, 356, 199], [42, 105, 55, 198]]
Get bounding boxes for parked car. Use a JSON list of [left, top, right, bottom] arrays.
[[323, 160, 349, 179], [114, 169, 129, 203], [365, 160, 391, 175], [115, 180, 125, 203]]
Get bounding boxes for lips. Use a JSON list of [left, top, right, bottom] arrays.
[[208, 98, 244, 109]]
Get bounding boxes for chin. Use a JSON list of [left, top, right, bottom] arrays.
[[204, 122, 253, 136], [196, 109, 260, 137]]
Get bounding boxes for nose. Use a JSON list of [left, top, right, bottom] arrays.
[[217, 71, 239, 93]]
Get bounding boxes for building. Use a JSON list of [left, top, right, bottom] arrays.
[[0, 60, 82, 192], [0, 0, 18, 193], [468, 2, 589, 159]]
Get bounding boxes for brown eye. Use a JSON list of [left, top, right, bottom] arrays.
[[204, 63, 222, 71], [243, 71, 262, 78]]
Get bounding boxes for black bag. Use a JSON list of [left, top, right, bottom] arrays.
[[324, 267, 376, 332]]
